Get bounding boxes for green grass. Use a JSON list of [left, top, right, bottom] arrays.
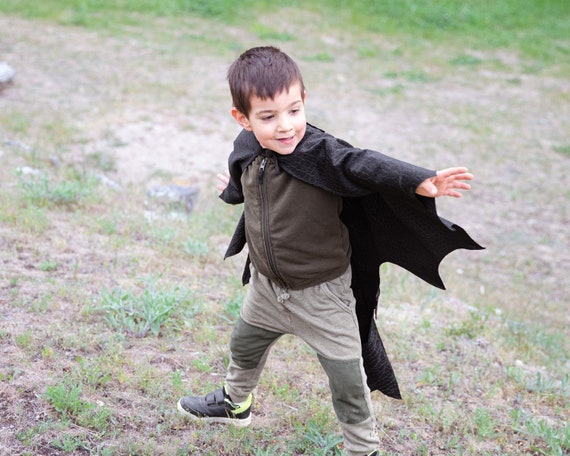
[[44, 381, 112, 431], [17, 170, 99, 208], [98, 275, 199, 337], [1, 0, 568, 64]]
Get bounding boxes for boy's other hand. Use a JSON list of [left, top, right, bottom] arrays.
[[416, 167, 473, 198], [217, 170, 230, 193]]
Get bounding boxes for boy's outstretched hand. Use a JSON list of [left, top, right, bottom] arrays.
[[416, 167, 473, 198], [216, 170, 230, 193]]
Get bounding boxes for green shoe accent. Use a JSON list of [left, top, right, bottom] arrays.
[[226, 392, 252, 414]]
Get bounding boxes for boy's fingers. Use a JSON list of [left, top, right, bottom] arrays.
[[454, 172, 474, 181], [217, 173, 230, 183], [452, 181, 471, 190], [437, 167, 472, 180]]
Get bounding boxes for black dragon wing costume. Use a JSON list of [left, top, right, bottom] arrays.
[[220, 124, 484, 399]]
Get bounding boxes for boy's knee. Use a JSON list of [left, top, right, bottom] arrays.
[[318, 354, 371, 424], [230, 318, 281, 369]]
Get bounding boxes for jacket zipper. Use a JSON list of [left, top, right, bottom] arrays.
[[258, 156, 287, 288]]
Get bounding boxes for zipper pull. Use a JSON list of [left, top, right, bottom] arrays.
[[258, 157, 267, 184]]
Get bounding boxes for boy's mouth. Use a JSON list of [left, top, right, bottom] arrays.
[[277, 135, 295, 144]]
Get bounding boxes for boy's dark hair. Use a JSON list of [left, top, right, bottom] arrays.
[[227, 46, 305, 116]]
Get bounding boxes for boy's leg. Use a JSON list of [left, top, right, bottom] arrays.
[[283, 267, 380, 455], [318, 354, 379, 455], [177, 318, 281, 425], [178, 267, 285, 424], [224, 317, 282, 402]]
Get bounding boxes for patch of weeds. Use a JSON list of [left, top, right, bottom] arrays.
[[30, 293, 53, 313], [1, 112, 31, 134], [221, 290, 244, 323], [135, 363, 167, 397], [504, 319, 568, 363], [37, 257, 58, 271], [192, 353, 214, 373], [184, 238, 209, 258], [41, 346, 55, 360], [254, 444, 284, 456], [553, 145, 570, 157], [15, 329, 34, 350], [252, 23, 293, 41], [445, 311, 485, 339], [151, 224, 177, 244], [192, 345, 228, 373], [44, 383, 85, 418], [384, 70, 433, 82], [44, 381, 111, 431], [41, 117, 80, 147], [86, 151, 116, 172], [357, 44, 379, 58], [417, 365, 441, 386], [506, 366, 569, 398], [474, 407, 497, 438], [443, 435, 465, 453], [191, 318, 220, 344], [97, 217, 117, 235], [171, 370, 184, 394], [268, 377, 301, 404], [16, 421, 54, 446], [72, 356, 114, 389], [52, 433, 90, 452], [99, 275, 199, 337], [370, 84, 405, 96], [297, 418, 343, 455], [17, 170, 98, 208], [0, 196, 51, 233], [511, 408, 570, 455], [449, 54, 483, 66], [304, 52, 335, 62]]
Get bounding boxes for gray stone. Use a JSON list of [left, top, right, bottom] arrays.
[[147, 184, 199, 212], [0, 62, 15, 85]]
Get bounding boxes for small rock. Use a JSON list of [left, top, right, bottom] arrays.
[[0, 62, 15, 85], [97, 173, 123, 192], [48, 155, 60, 167], [17, 166, 41, 176], [3, 138, 31, 151], [147, 184, 199, 212]]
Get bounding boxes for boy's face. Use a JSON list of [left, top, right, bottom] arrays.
[[232, 82, 307, 155]]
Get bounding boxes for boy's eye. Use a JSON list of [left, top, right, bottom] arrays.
[[261, 115, 274, 121]]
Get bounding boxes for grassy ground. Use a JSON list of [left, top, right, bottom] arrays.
[[0, 1, 569, 455]]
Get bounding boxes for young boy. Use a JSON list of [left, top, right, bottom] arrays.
[[178, 46, 482, 456]]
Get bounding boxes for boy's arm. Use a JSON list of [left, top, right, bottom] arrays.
[[415, 167, 473, 198]]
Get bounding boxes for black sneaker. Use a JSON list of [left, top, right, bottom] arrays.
[[367, 451, 380, 456], [177, 387, 252, 427]]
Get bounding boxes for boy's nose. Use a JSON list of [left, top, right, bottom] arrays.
[[277, 116, 292, 132]]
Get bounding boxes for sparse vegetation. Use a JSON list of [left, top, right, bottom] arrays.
[[99, 275, 198, 337], [0, 1, 568, 455]]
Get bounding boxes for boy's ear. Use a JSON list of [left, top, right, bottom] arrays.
[[231, 108, 252, 131]]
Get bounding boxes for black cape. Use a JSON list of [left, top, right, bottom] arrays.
[[220, 124, 484, 399]]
